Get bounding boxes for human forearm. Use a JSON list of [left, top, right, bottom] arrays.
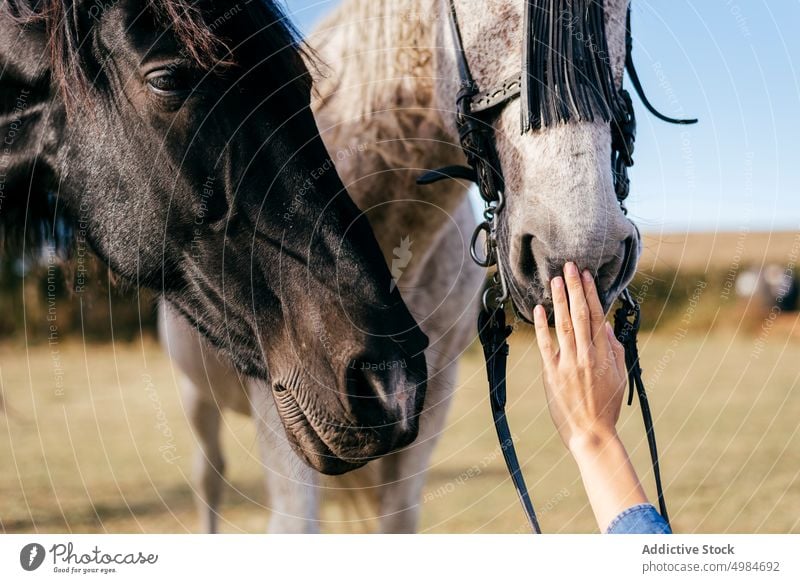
[[569, 431, 649, 532]]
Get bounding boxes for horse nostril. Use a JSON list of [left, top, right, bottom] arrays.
[[596, 236, 637, 298], [346, 363, 372, 399], [345, 361, 391, 410], [344, 358, 419, 439], [520, 234, 538, 277]]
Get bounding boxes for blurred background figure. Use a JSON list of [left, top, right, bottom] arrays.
[[736, 265, 799, 312]]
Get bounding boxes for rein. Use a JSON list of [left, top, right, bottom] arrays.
[[417, 0, 696, 534]]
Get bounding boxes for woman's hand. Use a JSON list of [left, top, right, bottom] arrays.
[[533, 262, 627, 452], [533, 262, 649, 531]]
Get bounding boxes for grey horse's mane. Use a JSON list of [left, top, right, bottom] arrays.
[[312, 0, 435, 122]]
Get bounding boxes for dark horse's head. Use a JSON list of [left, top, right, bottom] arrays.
[[0, 0, 428, 474]]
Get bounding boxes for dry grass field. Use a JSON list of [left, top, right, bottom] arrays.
[[640, 230, 799, 271], [1, 231, 799, 534]]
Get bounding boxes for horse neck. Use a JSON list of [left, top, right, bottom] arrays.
[[311, 0, 469, 266]]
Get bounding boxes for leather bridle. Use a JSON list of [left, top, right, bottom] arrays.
[[418, 0, 696, 533]]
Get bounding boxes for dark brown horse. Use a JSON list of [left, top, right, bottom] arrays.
[[0, 0, 428, 480]]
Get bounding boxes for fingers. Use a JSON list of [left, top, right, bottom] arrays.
[[564, 262, 591, 352], [549, 263, 615, 364], [534, 304, 555, 364], [551, 275, 576, 358], [582, 269, 610, 353]]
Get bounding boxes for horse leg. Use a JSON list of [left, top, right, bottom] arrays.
[[248, 381, 321, 534], [182, 382, 225, 533], [376, 359, 459, 533], [159, 302, 248, 533]]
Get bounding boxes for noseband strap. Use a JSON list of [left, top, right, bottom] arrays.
[[418, 0, 697, 534]]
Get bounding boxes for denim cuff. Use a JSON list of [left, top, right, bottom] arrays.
[[605, 503, 673, 534]]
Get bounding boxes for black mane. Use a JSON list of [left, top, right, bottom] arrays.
[[521, 0, 625, 131], [3, 0, 309, 106], [0, 0, 311, 256]]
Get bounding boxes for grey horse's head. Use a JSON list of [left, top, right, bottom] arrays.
[[436, 0, 639, 320]]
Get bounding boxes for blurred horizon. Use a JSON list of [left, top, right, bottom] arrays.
[[283, 0, 800, 234]]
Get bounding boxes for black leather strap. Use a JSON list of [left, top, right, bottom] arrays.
[[624, 8, 697, 126], [470, 74, 522, 115], [447, 0, 475, 93], [614, 290, 670, 526], [478, 307, 542, 534], [519, 0, 533, 130], [416, 165, 477, 185]]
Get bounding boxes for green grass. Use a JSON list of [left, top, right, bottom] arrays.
[[2, 321, 799, 533]]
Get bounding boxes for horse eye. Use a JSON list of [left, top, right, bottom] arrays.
[[146, 70, 191, 96]]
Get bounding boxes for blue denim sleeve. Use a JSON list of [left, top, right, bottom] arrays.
[[605, 503, 672, 534]]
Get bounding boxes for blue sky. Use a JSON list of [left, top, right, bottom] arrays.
[[283, 0, 799, 233]]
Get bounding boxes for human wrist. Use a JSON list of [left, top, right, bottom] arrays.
[[567, 428, 649, 530], [567, 427, 621, 458]]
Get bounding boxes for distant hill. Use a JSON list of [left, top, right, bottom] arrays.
[[640, 230, 799, 272]]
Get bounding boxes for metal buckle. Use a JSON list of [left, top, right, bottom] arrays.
[[482, 270, 509, 312], [470, 221, 495, 268]]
